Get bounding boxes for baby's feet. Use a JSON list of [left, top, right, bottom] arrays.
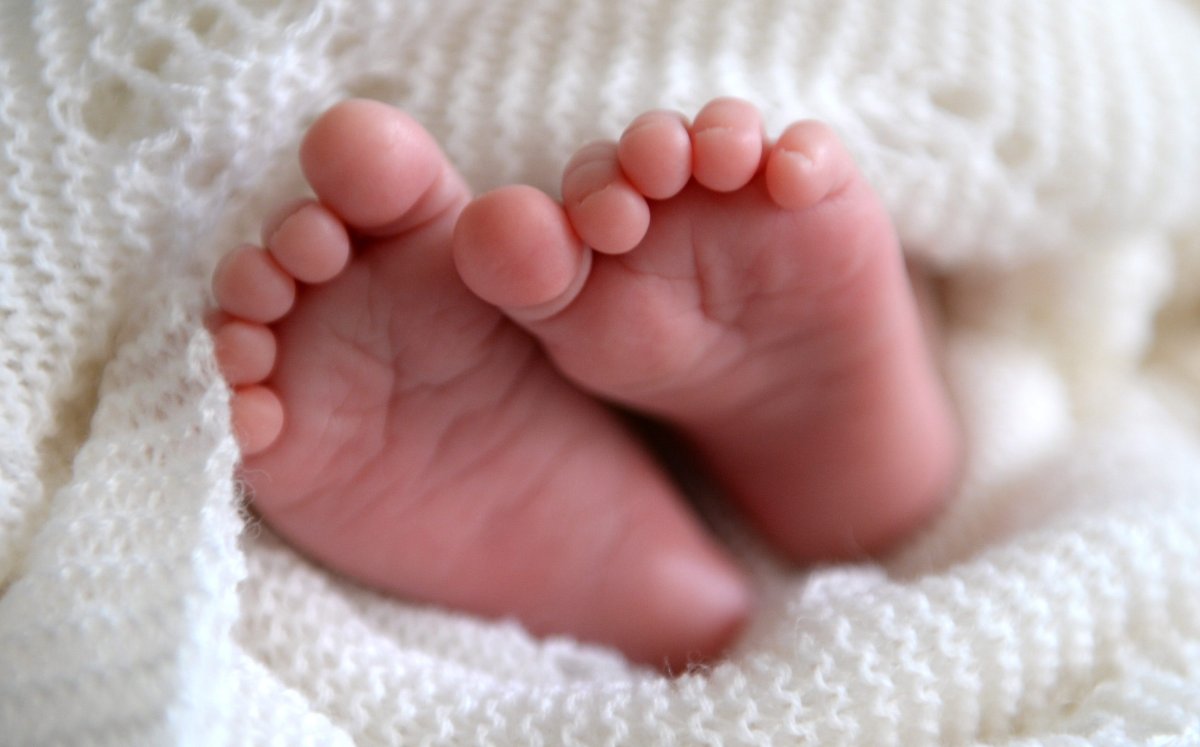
[[455, 99, 959, 561], [210, 100, 751, 668]]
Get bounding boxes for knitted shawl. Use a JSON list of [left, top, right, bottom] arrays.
[[3, 1, 1200, 744]]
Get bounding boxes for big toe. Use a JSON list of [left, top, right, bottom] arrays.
[[300, 98, 468, 234], [454, 185, 591, 320]]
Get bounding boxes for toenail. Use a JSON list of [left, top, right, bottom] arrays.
[[577, 183, 616, 210], [573, 142, 616, 166], [626, 113, 681, 134], [778, 147, 814, 170]]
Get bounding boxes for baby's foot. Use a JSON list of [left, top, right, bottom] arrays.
[[210, 100, 752, 668], [455, 99, 959, 561]]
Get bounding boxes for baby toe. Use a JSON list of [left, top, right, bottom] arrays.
[[230, 384, 284, 455], [617, 110, 692, 200], [266, 202, 351, 284], [259, 197, 312, 245], [454, 185, 590, 318], [690, 98, 765, 193], [212, 244, 296, 323], [562, 141, 650, 255], [300, 99, 466, 235], [765, 120, 855, 210], [213, 320, 276, 385]]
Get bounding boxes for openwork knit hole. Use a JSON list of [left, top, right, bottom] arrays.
[[82, 78, 135, 140], [995, 131, 1037, 170], [327, 30, 358, 58], [82, 78, 169, 142], [134, 39, 174, 75], [929, 84, 991, 122], [185, 154, 226, 191], [188, 6, 220, 38]]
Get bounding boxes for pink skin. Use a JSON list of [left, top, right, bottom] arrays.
[[454, 98, 959, 560], [211, 97, 959, 668], [210, 100, 750, 670]]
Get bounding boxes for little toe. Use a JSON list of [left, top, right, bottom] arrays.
[[212, 244, 296, 323], [230, 384, 284, 455], [213, 320, 276, 385], [300, 98, 468, 235], [765, 120, 856, 210], [454, 185, 591, 320], [562, 141, 651, 255], [266, 202, 351, 284], [690, 98, 765, 192], [617, 110, 692, 200]]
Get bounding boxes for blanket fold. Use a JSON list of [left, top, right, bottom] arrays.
[[2, 0, 1200, 743]]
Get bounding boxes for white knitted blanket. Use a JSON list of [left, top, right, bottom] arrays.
[[4, 1, 1200, 744]]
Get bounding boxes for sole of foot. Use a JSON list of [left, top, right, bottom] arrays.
[[454, 98, 959, 562], [210, 99, 752, 669]]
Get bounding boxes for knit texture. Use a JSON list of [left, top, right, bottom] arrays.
[[2, 0, 1200, 744]]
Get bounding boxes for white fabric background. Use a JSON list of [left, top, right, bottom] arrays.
[[2, 0, 1200, 744]]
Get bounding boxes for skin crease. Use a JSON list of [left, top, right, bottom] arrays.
[[211, 98, 959, 670]]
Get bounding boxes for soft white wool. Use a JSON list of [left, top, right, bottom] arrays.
[[3, 0, 1200, 744]]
